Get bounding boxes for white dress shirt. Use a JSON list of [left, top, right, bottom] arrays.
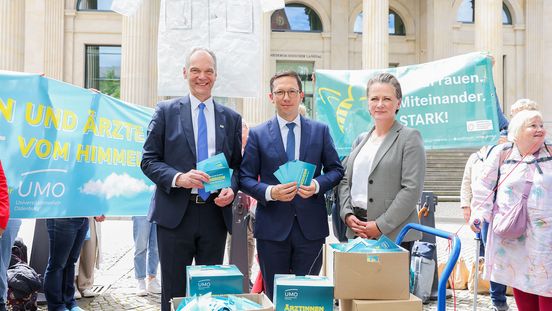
[[277, 114, 301, 161], [172, 95, 217, 190]]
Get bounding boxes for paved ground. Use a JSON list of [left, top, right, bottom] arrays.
[[16, 201, 518, 310]]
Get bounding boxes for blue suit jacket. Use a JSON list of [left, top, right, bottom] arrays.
[[141, 96, 242, 230], [239, 116, 344, 241]]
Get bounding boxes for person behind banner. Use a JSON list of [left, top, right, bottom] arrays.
[[132, 194, 161, 297], [43, 216, 87, 311], [510, 98, 538, 117], [338, 72, 426, 251], [75, 216, 105, 299], [461, 146, 489, 224], [470, 110, 552, 311], [0, 161, 23, 311], [141, 47, 242, 311], [239, 70, 344, 300], [497, 98, 539, 145]]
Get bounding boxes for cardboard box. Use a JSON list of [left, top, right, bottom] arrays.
[[170, 293, 274, 311], [338, 299, 352, 311], [333, 247, 410, 300], [352, 294, 422, 311], [273, 274, 334, 311], [186, 264, 244, 296]]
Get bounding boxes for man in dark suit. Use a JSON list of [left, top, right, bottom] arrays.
[[141, 47, 242, 311], [239, 71, 344, 300]]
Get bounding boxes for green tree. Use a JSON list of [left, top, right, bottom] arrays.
[[100, 67, 120, 98]]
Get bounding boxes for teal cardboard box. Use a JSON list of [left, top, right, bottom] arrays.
[[273, 274, 334, 311], [186, 265, 244, 296]]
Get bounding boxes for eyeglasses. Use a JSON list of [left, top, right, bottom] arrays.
[[272, 89, 301, 98]]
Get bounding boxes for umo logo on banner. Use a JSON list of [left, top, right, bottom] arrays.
[[18, 170, 67, 199], [15, 169, 67, 213]]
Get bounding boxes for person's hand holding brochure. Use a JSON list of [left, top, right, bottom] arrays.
[[273, 160, 316, 187], [196, 153, 233, 192]]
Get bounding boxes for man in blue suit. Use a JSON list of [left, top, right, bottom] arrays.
[[141, 47, 242, 311], [239, 71, 344, 300]]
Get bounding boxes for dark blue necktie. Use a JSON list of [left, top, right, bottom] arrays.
[[286, 123, 296, 161], [197, 103, 210, 200]]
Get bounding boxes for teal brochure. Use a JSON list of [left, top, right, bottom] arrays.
[[197, 153, 229, 172], [197, 153, 232, 191], [273, 162, 289, 183], [293, 161, 316, 187], [204, 168, 233, 192], [274, 168, 286, 184], [273, 160, 316, 187]]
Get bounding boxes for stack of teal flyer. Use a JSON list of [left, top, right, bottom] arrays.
[[186, 265, 243, 296], [330, 235, 404, 253], [273, 274, 333, 311], [273, 160, 316, 186], [197, 153, 232, 191], [175, 293, 262, 311]]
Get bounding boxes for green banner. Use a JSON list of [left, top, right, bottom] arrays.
[[315, 52, 500, 156]]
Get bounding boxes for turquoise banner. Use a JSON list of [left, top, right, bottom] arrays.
[[315, 52, 500, 156], [0, 71, 155, 218]]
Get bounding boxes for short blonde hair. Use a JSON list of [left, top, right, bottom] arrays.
[[507, 110, 543, 142], [510, 98, 538, 116]]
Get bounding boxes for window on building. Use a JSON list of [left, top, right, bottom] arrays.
[[502, 4, 512, 25], [353, 10, 406, 35], [85, 45, 121, 98], [275, 61, 315, 117], [456, 0, 513, 25], [77, 0, 113, 11], [271, 3, 323, 32]]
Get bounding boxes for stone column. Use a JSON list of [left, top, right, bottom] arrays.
[[120, 0, 159, 107], [475, 0, 503, 103], [147, 0, 160, 107], [423, 0, 452, 62], [525, 0, 543, 104], [0, 0, 25, 71], [330, 0, 349, 69], [361, 0, 388, 69], [23, 0, 64, 79], [242, 11, 274, 125], [43, 0, 64, 80]]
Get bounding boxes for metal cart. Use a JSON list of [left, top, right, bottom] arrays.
[[396, 223, 462, 311]]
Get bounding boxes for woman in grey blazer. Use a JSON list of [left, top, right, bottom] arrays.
[[338, 73, 426, 250]]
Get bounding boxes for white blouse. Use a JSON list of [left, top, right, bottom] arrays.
[[350, 134, 385, 210]]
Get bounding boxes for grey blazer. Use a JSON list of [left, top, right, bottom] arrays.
[[338, 121, 426, 242]]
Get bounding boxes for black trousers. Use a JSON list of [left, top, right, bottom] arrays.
[[256, 217, 324, 301], [156, 201, 227, 311]]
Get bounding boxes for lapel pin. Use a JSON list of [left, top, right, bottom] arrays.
[[220, 125, 224, 128]]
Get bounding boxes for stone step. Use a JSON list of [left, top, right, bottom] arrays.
[[427, 164, 466, 169], [424, 182, 461, 188], [428, 190, 461, 196], [435, 195, 460, 202], [424, 148, 475, 203]]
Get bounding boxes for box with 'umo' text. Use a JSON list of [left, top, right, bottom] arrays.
[[273, 274, 334, 311], [185, 264, 244, 296]]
